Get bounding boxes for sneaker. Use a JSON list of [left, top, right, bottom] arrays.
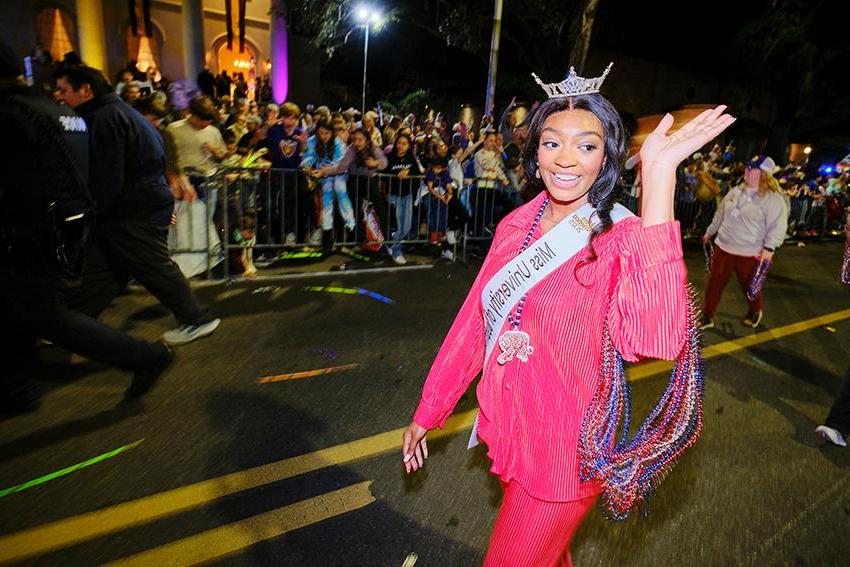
[[441, 249, 455, 261], [284, 232, 296, 247], [815, 425, 847, 447], [162, 318, 221, 346], [393, 254, 408, 265], [699, 315, 714, 330], [308, 228, 322, 246], [742, 310, 763, 328], [127, 345, 175, 398], [446, 230, 456, 245]]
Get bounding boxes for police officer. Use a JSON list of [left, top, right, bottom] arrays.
[[54, 65, 220, 346], [0, 43, 173, 412]]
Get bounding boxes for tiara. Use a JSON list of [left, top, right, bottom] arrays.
[[532, 62, 614, 98]]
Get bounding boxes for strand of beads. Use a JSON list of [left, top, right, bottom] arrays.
[[746, 258, 771, 301], [506, 198, 550, 331]]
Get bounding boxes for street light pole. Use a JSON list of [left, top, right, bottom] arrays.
[[361, 22, 369, 116], [355, 6, 382, 116], [484, 0, 503, 118]]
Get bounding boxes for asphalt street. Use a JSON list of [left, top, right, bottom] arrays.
[[1, 239, 849, 566]]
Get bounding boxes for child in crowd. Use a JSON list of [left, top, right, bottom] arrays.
[[222, 131, 238, 161], [229, 214, 257, 278], [425, 156, 470, 260], [259, 102, 308, 246], [385, 133, 422, 264], [301, 119, 353, 251]]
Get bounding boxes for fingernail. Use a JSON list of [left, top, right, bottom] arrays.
[[403, 454, 411, 462]]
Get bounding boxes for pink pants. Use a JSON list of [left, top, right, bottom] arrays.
[[483, 481, 598, 567]]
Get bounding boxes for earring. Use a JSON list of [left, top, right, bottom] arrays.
[[535, 168, 541, 178]]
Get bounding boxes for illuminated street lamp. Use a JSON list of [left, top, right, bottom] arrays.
[[355, 6, 383, 116]]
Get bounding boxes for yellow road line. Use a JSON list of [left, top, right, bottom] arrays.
[[258, 363, 360, 384], [627, 307, 850, 380], [0, 410, 475, 564], [103, 481, 375, 567], [3, 307, 848, 563]]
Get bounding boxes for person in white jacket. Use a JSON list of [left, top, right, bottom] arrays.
[[701, 155, 788, 329]]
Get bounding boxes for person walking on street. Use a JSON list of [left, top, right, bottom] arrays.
[[0, 46, 173, 412], [402, 64, 732, 565], [814, 225, 850, 447], [55, 65, 220, 346], [701, 155, 787, 330]]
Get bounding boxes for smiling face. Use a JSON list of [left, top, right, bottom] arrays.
[[56, 77, 93, 108], [352, 130, 368, 151], [536, 109, 605, 204]]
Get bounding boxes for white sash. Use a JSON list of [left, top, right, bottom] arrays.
[[468, 201, 634, 448]]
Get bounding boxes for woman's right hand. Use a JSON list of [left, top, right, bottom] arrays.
[[702, 234, 712, 246], [402, 422, 428, 474]]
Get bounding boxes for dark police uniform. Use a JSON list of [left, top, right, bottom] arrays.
[[0, 85, 168, 409], [69, 92, 213, 328]]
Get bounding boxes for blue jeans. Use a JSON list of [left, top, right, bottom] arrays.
[[428, 195, 448, 233], [320, 175, 355, 231], [388, 193, 413, 257]]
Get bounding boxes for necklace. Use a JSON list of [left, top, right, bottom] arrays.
[[497, 197, 550, 365]]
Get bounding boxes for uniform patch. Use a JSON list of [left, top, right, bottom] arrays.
[[59, 115, 87, 133]]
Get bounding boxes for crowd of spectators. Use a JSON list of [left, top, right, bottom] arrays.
[[666, 143, 850, 244], [38, 55, 850, 278]]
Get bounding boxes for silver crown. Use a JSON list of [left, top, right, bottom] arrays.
[[532, 62, 614, 98]]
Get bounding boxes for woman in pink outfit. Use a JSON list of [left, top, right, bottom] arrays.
[[401, 64, 735, 567]]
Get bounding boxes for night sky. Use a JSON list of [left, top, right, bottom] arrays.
[[322, 0, 849, 148]]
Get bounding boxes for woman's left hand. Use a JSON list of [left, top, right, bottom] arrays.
[[640, 106, 736, 171], [758, 248, 775, 262]]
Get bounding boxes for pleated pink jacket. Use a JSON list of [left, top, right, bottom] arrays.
[[413, 191, 689, 501]]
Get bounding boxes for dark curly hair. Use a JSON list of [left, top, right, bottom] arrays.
[[521, 93, 627, 265], [313, 118, 336, 161]]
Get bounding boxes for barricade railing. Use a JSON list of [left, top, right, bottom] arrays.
[[168, 167, 484, 279], [167, 171, 843, 280]]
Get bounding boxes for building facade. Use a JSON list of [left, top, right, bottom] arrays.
[[1, 0, 321, 104]]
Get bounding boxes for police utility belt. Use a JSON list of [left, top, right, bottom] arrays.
[[1, 203, 92, 280]]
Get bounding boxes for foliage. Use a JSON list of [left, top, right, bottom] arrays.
[[728, 0, 850, 149], [376, 99, 399, 116], [272, 0, 402, 59], [397, 89, 431, 116]]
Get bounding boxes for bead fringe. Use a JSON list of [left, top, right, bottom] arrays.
[[578, 285, 705, 520]]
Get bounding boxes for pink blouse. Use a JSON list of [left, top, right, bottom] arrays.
[[413, 191, 689, 501]]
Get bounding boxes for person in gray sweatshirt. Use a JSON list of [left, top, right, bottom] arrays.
[[701, 155, 788, 329]]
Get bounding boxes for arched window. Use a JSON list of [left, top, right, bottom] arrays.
[[126, 24, 163, 77], [36, 7, 75, 62]]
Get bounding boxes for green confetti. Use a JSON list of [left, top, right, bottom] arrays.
[[0, 440, 143, 499]]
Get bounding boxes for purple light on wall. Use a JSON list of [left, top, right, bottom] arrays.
[[270, 11, 288, 104]]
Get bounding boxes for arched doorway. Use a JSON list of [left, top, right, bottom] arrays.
[[35, 7, 76, 62], [211, 35, 261, 100], [125, 20, 165, 81]]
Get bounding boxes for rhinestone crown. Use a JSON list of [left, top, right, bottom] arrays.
[[532, 62, 614, 98]]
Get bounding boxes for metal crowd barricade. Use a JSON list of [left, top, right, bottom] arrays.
[[168, 167, 483, 279], [167, 168, 223, 280], [174, 169, 808, 278]]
